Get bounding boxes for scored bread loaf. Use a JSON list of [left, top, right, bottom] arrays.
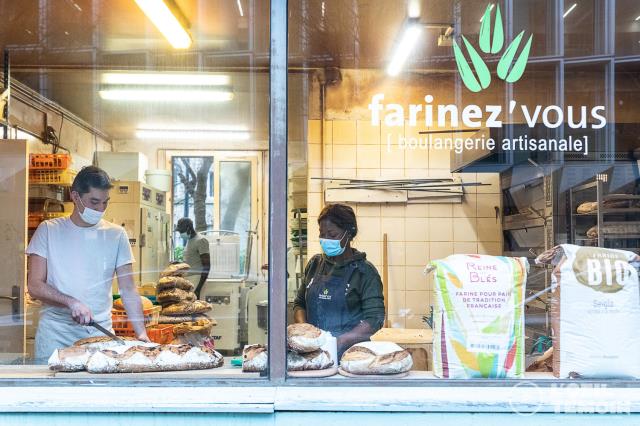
[[85, 344, 224, 373], [340, 341, 413, 375], [160, 263, 191, 278], [50, 339, 158, 372], [242, 344, 268, 373], [287, 323, 327, 353], [161, 300, 212, 316], [157, 276, 195, 292], [157, 288, 196, 305], [158, 314, 210, 324], [287, 349, 333, 371]]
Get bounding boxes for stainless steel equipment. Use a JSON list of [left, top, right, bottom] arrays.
[[105, 180, 170, 288]]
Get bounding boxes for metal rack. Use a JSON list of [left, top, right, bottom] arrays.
[[290, 208, 307, 291], [568, 176, 640, 250]]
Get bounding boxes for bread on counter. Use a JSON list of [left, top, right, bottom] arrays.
[[160, 263, 190, 278], [157, 276, 195, 292]]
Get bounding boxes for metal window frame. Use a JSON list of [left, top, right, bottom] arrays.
[[2, 0, 640, 390]]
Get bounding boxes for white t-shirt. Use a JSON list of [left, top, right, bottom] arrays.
[[184, 233, 210, 275], [26, 217, 135, 323]]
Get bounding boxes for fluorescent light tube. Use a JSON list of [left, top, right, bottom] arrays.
[[101, 73, 230, 86], [563, 3, 577, 19], [99, 89, 233, 102], [387, 23, 422, 77], [635, 15, 640, 21], [407, 0, 421, 18], [237, 0, 244, 17], [135, 0, 192, 49], [136, 127, 250, 140]]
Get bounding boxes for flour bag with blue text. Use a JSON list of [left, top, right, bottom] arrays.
[[426, 254, 528, 379]]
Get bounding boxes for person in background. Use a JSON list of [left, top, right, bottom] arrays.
[[293, 203, 385, 356], [27, 166, 149, 362], [175, 218, 211, 299]]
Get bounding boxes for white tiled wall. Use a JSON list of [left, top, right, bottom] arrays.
[[306, 119, 503, 329]]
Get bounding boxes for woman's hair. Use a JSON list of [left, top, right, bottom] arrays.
[[318, 203, 358, 239]]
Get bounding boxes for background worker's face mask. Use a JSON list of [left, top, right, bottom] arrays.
[[78, 197, 104, 225], [319, 231, 348, 257]]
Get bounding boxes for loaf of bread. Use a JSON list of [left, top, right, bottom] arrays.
[[161, 300, 212, 316], [287, 349, 333, 371], [85, 344, 223, 373], [242, 344, 268, 373], [158, 314, 210, 324], [340, 341, 413, 375], [577, 202, 598, 214], [113, 296, 154, 311], [160, 263, 191, 278], [173, 319, 213, 335], [157, 276, 195, 292], [157, 288, 196, 305], [50, 338, 158, 372], [287, 323, 327, 353]]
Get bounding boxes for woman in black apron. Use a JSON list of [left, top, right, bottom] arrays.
[[293, 204, 385, 356]]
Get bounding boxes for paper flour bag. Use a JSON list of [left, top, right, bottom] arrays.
[[536, 245, 640, 379], [427, 254, 528, 379]]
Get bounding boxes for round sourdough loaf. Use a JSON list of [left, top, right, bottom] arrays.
[[340, 341, 413, 375], [287, 323, 327, 353]]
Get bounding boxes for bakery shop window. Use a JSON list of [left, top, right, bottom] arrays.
[[286, 0, 640, 382], [0, 0, 272, 378]]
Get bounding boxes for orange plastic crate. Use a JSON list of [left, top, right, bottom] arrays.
[[147, 324, 175, 344], [112, 305, 161, 336], [29, 169, 77, 185], [30, 153, 71, 170]]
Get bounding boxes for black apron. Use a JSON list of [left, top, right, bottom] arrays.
[[305, 258, 363, 337]]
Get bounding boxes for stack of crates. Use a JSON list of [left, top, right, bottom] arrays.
[[29, 154, 76, 185]]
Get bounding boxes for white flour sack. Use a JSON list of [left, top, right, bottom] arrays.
[[536, 245, 640, 379], [426, 255, 528, 379]]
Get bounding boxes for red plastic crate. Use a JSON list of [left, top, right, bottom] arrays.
[[111, 306, 161, 336], [147, 324, 175, 344]]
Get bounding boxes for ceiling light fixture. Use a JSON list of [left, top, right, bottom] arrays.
[[386, 21, 423, 77], [407, 0, 421, 18], [236, 0, 244, 17], [99, 89, 233, 102], [136, 124, 250, 140], [479, 3, 495, 22], [563, 3, 577, 19], [134, 0, 192, 49], [101, 72, 230, 86], [635, 15, 640, 21]]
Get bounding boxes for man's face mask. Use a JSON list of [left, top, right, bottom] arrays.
[[77, 197, 105, 225]]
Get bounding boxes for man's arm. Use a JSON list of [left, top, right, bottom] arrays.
[[27, 254, 93, 325], [195, 253, 210, 299], [116, 263, 149, 342]]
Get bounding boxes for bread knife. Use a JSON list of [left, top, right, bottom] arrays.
[[88, 321, 127, 345]]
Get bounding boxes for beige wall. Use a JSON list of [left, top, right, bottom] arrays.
[[306, 118, 503, 329]]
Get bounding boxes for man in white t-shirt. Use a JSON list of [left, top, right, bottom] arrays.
[[175, 218, 210, 298], [27, 166, 149, 362]]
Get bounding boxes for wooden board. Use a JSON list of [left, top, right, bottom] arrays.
[[370, 328, 433, 344], [287, 366, 338, 378], [338, 367, 410, 378]]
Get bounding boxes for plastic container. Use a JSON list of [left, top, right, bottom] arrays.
[[145, 169, 171, 192], [147, 324, 175, 344], [30, 153, 71, 170], [29, 169, 77, 186], [111, 305, 161, 336]]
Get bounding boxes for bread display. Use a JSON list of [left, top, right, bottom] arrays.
[[86, 344, 223, 373], [160, 263, 191, 278], [161, 300, 212, 316], [340, 341, 412, 375], [157, 288, 196, 305], [113, 295, 154, 311], [157, 276, 195, 292], [242, 344, 268, 373], [287, 323, 327, 353], [173, 318, 214, 335], [288, 349, 333, 371], [576, 201, 598, 214], [49, 340, 223, 373]]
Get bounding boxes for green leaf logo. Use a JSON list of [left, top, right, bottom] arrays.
[[479, 5, 503, 54], [496, 30, 533, 83], [453, 35, 491, 93], [454, 4, 533, 92]]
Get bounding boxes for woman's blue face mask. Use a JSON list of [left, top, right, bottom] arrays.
[[319, 231, 348, 257]]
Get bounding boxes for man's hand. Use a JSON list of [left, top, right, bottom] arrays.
[[136, 331, 151, 343], [69, 300, 93, 325]]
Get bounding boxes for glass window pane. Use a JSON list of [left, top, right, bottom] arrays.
[[615, 0, 640, 56], [513, 0, 557, 57], [219, 161, 252, 275], [564, 0, 606, 57]]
